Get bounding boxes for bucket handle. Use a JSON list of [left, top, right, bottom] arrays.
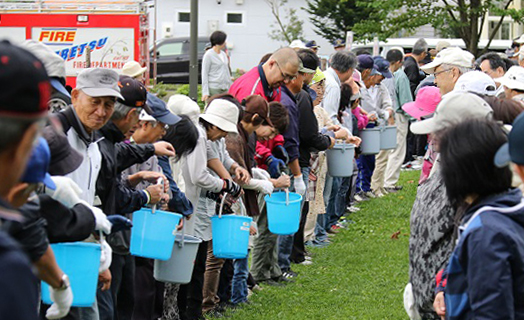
[[177, 219, 185, 248], [285, 188, 289, 206], [151, 177, 164, 214], [218, 192, 228, 219]]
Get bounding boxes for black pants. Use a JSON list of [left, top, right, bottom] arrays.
[[217, 259, 234, 304], [132, 257, 164, 320], [110, 253, 135, 320], [290, 201, 309, 264], [179, 240, 208, 320]]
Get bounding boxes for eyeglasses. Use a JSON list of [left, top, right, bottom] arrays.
[[434, 68, 453, 77], [275, 61, 297, 82]]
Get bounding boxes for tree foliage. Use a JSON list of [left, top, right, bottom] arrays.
[[304, 0, 380, 42], [352, 0, 524, 56], [266, 0, 305, 44]]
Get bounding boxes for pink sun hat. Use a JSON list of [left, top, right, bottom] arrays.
[[402, 86, 441, 120]]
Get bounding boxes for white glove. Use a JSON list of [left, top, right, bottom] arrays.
[[251, 168, 271, 181], [46, 284, 73, 319], [89, 205, 112, 234], [251, 179, 274, 195], [45, 176, 83, 208], [293, 175, 306, 196], [99, 238, 112, 273]]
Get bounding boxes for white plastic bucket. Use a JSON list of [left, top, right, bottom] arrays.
[[380, 126, 397, 150], [326, 143, 355, 177], [359, 128, 381, 155]]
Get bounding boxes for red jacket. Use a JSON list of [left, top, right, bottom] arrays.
[[229, 66, 281, 102], [230, 65, 282, 167]]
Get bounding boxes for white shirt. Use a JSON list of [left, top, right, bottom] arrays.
[[360, 83, 393, 121]]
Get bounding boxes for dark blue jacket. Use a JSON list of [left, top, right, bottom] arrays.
[[445, 188, 524, 320], [157, 156, 193, 217], [280, 85, 300, 162]]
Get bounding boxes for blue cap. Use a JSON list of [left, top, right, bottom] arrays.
[[332, 39, 345, 48], [146, 93, 181, 126], [50, 78, 71, 98], [357, 54, 376, 70], [373, 56, 392, 79], [495, 112, 524, 167], [305, 40, 319, 49], [21, 137, 56, 189]]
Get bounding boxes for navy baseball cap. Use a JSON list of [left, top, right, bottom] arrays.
[[357, 54, 376, 70], [21, 137, 55, 189], [0, 40, 50, 119], [373, 56, 393, 78], [305, 40, 320, 49], [146, 93, 181, 126], [332, 39, 345, 48], [495, 112, 524, 167]]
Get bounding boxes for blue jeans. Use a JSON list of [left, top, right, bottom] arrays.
[[356, 155, 375, 193], [327, 177, 351, 228], [277, 168, 308, 272], [231, 257, 249, 305]]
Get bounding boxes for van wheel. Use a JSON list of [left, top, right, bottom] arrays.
[[48, 92, 71, 113]]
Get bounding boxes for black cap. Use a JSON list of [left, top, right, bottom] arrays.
[[117, 75, 153, 115], [42, 124, 84, 176], [0, 40, 50, 118]]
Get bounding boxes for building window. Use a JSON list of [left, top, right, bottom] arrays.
[[226, 13, 243, 24], [489, 21, 512, 40], [178, 12, 190, 23]]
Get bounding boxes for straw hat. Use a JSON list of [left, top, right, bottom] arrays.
[[122, 61, 147, 78]]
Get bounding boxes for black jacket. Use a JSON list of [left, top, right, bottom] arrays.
[[404, 56, 426, 97], [96, 121, 155, 216], [297, 87, 331, 168]]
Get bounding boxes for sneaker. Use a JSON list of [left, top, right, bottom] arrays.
[[346, 205, 360, 213], [251, 284, 263, 292], [282, 270, 297, 280], [384, 185, 403, 193], [305, 255, 312, 261], [297, 259, 313, 266], [364, 191, 376, 199], [355, 192, 370, 202], [373, 190, 385, 198]]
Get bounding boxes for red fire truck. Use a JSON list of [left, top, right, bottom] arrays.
[[0, 0, 150, 87]]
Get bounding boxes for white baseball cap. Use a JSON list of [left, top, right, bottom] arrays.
[[122, 61, 147, 78], [289, 40, 307, 49], [495, 66, 524, 92], [200, 99, 239, 134], [410, 91, 493, 135], [453, 71, 497, 96], [421, 47, 474, 74], [139, 109, 156, 122], [167, 94, 201, 124], [515, 34, 524, 44]]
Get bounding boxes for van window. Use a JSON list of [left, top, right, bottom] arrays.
[[158, 42, 184, 56]]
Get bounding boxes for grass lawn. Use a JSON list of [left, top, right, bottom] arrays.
[[215, 170, 421, 320]]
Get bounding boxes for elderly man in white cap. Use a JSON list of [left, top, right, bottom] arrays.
[[495, 65, 524, 105], [420, 47, 474, 96], [53, 67, 123, 319]]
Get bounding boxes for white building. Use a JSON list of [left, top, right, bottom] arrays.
[[150, 0, 341, 71]]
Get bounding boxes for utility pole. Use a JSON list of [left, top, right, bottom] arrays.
[[189, 0, 198, 100]]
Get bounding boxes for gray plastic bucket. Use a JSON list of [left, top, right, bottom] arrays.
[[380, 126, 397, 150], [359, 128, 381, 155], [326, 143, 355, 177], [153, 233, 202, 284]]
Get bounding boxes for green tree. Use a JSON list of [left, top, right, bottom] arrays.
[[304, 0, 381, 42], [266, 0, 305, 44], [354, 0, 524, 56]]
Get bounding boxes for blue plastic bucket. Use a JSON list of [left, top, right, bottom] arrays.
[[154, 233, 202, 284], [130, 208, 182, 260], [264, 192, 302, 235], [359, 128, 381, 155], [326, 143, 355, 177], [380, 126, 397, 150], [41, 242, 101, 307], [211, 215, 252, 259]]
